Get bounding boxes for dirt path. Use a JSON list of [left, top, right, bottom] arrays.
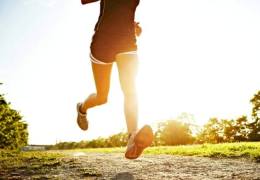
[[2, 152, 260, 179]]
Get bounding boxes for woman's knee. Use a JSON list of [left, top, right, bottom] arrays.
[[95, 95, 108, 105], [122, 88, 137, 99]]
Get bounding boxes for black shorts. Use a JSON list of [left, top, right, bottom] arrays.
[[90, 32, 137, 63]]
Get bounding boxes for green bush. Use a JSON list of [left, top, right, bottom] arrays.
[[0, 92, 28, 150], [155, 120, 194, 146]]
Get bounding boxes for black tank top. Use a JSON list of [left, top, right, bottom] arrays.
[[94, 0, 140, 36]]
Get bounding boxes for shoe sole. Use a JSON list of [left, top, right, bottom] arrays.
[[134, 125, 154, 148]]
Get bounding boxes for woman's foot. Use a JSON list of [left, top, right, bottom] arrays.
[[125, 125, 154, 159], [76, 103, 88, 131]]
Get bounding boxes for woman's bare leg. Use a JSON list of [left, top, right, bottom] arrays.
[[80, 62, 113, 113], [116, 53, 138, 134]]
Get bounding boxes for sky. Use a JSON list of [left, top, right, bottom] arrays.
[[0, 0, 260, 145]]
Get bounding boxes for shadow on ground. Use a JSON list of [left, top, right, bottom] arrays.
[[112, 172, 134, 180]]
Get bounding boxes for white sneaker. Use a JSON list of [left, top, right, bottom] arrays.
[[76, 103, 88, 131], [125, 125, 153, 159]]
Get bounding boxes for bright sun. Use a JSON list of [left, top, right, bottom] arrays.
[[131, 0, 260, 128]]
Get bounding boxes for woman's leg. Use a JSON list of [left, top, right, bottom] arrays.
[[116, 53, 153, 160], [116, 53, 138, 134], [80, 62, 113, 113]]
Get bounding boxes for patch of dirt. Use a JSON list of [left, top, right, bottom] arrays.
[[1, 153, 260, 179]]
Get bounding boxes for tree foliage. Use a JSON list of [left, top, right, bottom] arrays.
[[196, 90, 260, 143], [0, 93, 28, 149], [48, 132, 128, 150], [49, 120, 195, 150], [196, 116, 250, 143], [196, 118, 224, 144], [155, 120, 194, 146], [248, 90, 260, 141]]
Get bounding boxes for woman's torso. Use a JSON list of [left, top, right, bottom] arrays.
[[90, 0, 140, 63], [94, 0, 140, 36]]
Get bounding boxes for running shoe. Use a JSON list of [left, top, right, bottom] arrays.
[[76, 103, 88, 131], [125, 125, 153, 159]]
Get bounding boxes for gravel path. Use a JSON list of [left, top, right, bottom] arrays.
[[1, 152, 260, 179], [65, 152, 260, 180]]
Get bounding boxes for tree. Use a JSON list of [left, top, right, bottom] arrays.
[[233, 116, 248, 141], [106, 132, 128, 147], [0, 92, 28, 149], [221, 119, 236, 142], [196, 118, 224, 143], [197, 116, 250, 143], [48, 132, 128, 149], [155, 120, 194, 145], [248, 90, 260, 141]]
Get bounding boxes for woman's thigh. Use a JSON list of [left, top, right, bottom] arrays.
[[91, 62, 113, 97]]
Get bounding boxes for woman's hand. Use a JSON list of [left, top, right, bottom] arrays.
[[135, 22, 142, 37], [81, 0, 99, 5]]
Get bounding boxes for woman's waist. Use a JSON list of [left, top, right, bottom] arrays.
[[95, 18, 135, 33], [94, 28, 135, 37]]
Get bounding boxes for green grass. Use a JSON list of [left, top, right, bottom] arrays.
[[0, 149, 104, 179], [145, 142, 260, 159], [66, 142, 260, 160], [0, 149, 64, 170]]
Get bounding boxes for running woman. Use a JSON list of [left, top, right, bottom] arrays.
[[77, 0, 153, 159]]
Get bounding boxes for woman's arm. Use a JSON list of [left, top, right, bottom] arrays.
[[81, 0, 99, 5], [135, 22, 142, 37]]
